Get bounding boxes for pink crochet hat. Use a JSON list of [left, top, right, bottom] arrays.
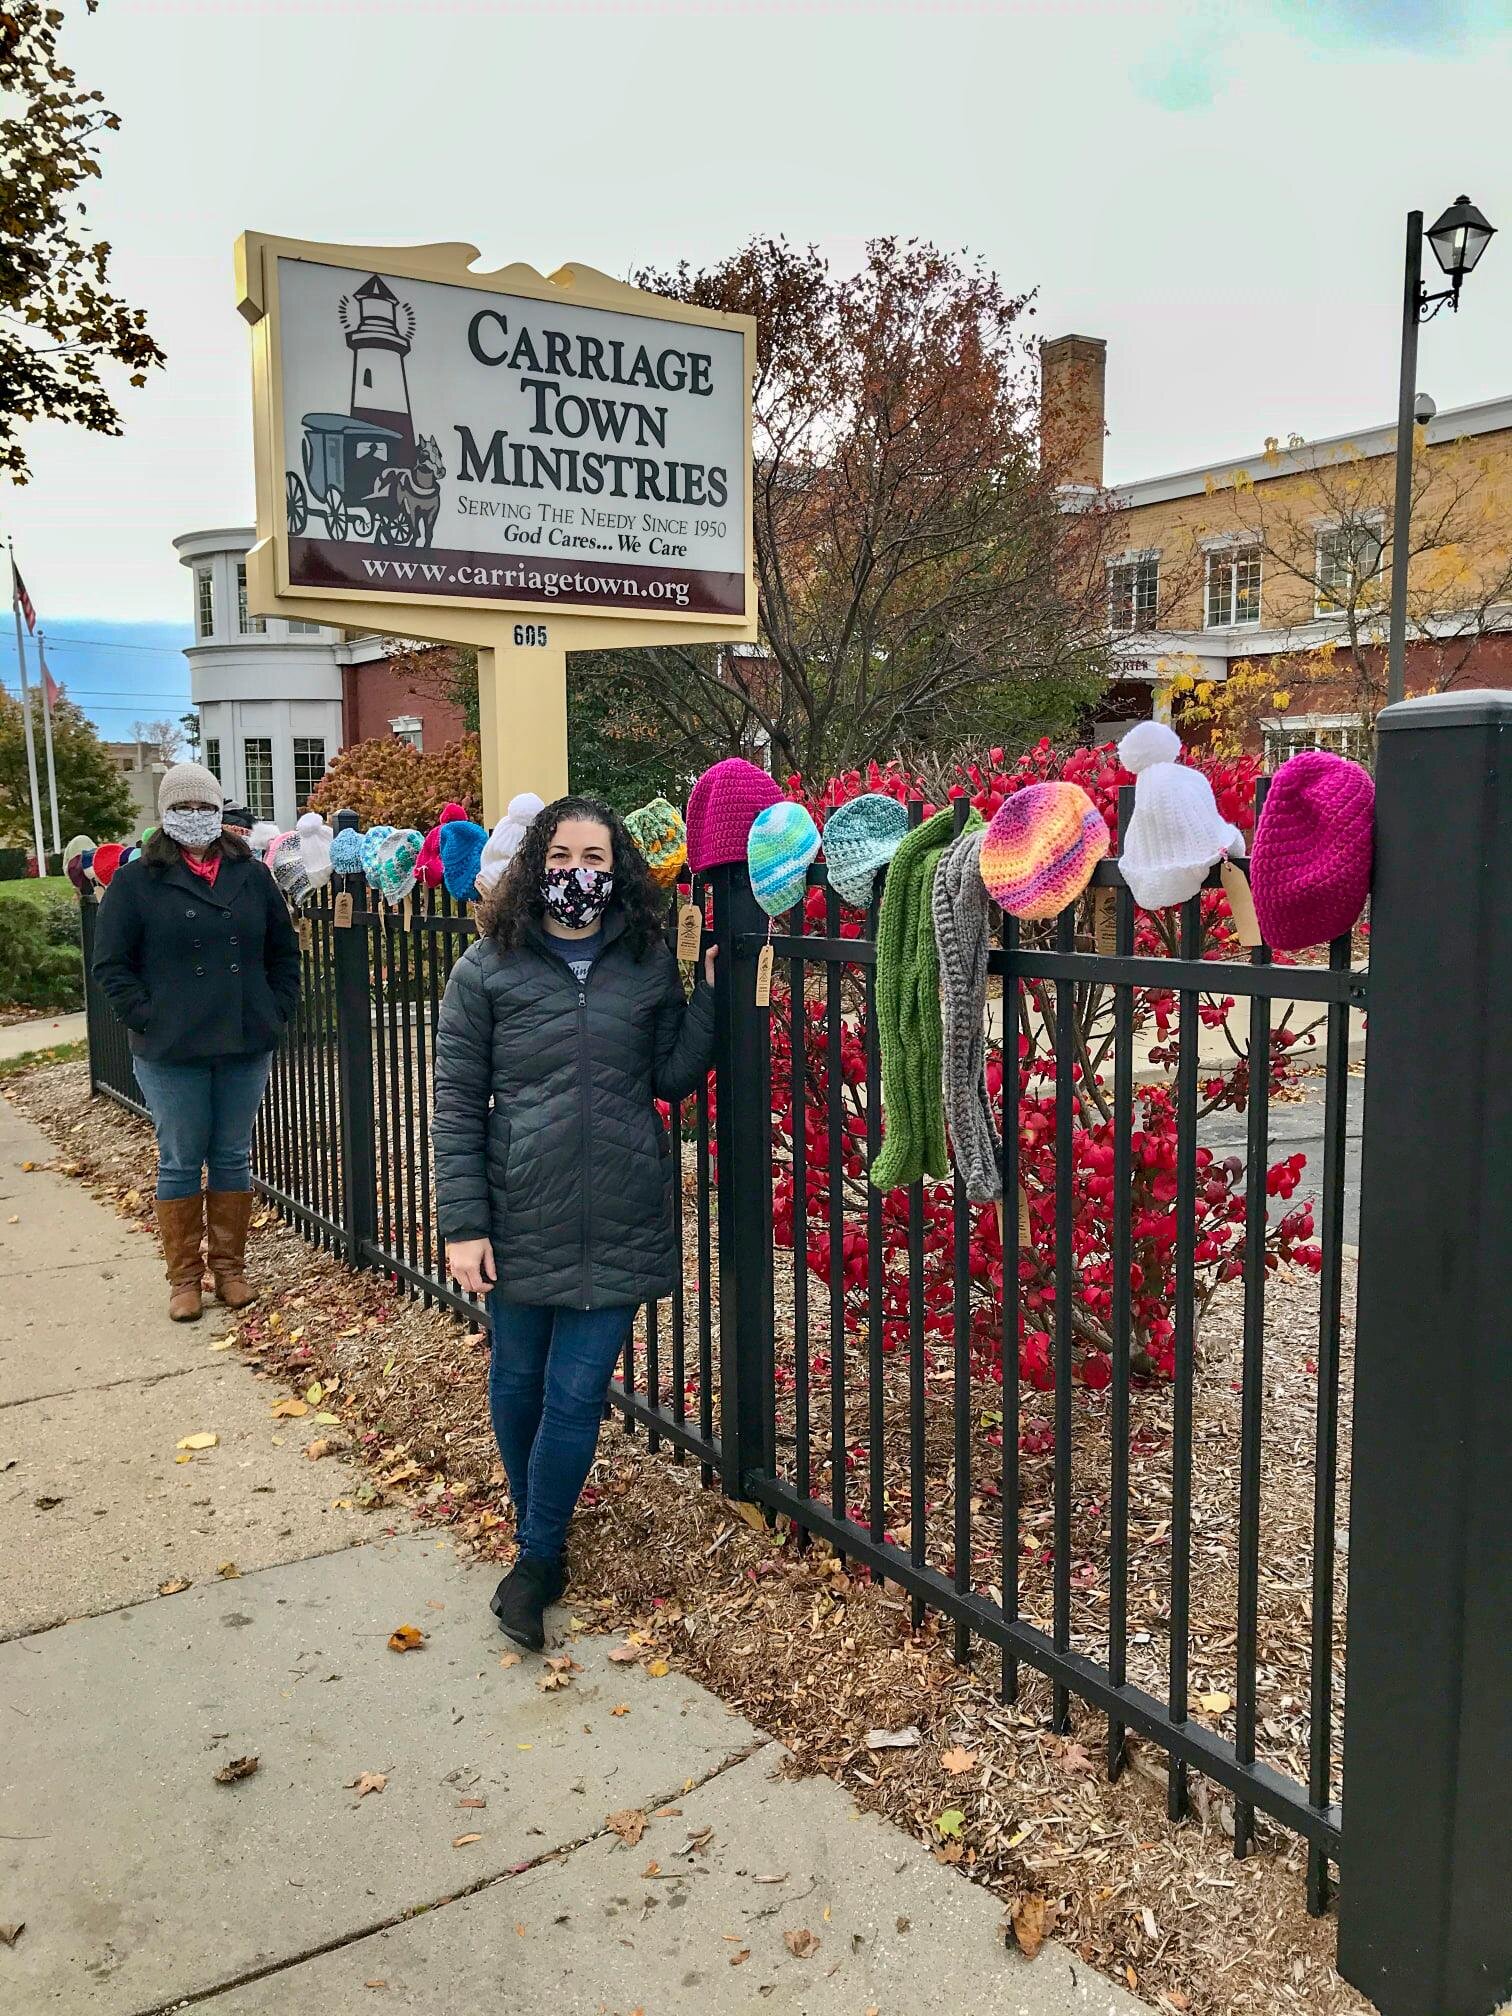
[[1250, 750, 1374, 951], [685, 757, 783, 872], [415, 802, 467, 890]]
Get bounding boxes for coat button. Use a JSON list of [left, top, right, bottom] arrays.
[[195, 966, 206, 977], [229, 963, 240, 973], [185, 908, 197, 919], [193, 939, 201, 949], [229, 934, 239, 946]]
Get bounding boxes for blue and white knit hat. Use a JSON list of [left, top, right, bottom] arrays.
[[822, 792, 909, 909], [747, 800, 821, 919]]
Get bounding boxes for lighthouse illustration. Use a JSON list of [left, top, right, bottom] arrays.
[[340, 274, 416, 458]]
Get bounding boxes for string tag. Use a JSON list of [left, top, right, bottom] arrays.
[[297, 917, 313, 953], [1220, 859, 1263, 948], [400, 893, 413, 931], [1092, 886, 1118, 954], [333, 891, 354, 930], [1019, 1182, 1031, 1247], [676, 902, 702, 963], [754, 941, 774, 1008]]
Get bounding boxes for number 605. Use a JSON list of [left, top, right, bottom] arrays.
[[513, 623, 549, 647]]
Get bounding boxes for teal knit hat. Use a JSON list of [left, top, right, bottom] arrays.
[[823, 792, 910, 909], [747, 800, 821, 918]]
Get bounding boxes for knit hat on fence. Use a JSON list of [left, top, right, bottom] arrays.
[[747, 800, 821, 919], [299, 823, 333, 892], [1250, 750, 1375, 951], [932, 826, 1001, 1203], [248, 821, 279, 858], [474, 792, 545, 897], [870, 805, 983, 1194], [329, 825, 366, 877], [371, 827, 423, 905], [822, 793, 910, 910], [63, 833, 93, 868], [359, 825, 396, 888], [438, 819, 489, 901], [625, 797, 688, 889], [221, 805, 253, 834], [66, 852, 92, 895], [157, 761, 224, 816], [296, 809, 333, 843], [415, 802, 467, 890], [1117, 721, 1245, 911], [979, 781, 1109, 921], [272, 839, 312, 909], [90, 842, 125, 889], [685, 757, 782, 872]]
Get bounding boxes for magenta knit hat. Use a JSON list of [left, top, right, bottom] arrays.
[[1250, 750, 1374, 951], [685, 757, 783, 872]]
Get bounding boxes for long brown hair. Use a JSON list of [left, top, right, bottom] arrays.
[[477, 794, 666, 958]]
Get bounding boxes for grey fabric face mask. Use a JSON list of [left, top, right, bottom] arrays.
[[162, 807, 224, 848]]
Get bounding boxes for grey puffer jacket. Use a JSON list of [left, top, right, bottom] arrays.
[[432, 910, 715, 1309]]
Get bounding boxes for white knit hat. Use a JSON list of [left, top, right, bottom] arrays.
[[1117, 720, 1245, 911], [474, 791, 546, 895]]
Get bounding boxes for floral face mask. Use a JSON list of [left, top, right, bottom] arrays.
[[541, 865, 614, 930]]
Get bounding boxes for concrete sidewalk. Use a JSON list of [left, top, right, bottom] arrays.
[[0, 1011, 88, 1063], [0, 1090, 1147, 2016]]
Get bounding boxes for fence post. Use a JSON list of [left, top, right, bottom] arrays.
[[1338, 691, 1511, 2016], [330, 810, 379, 1270], [78, 894, 102, 1095], [708, 859, 774, 1500]]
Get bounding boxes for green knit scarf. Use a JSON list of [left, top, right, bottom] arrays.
[[869, 805, 983, 1192]]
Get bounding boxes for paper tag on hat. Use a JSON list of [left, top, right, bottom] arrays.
[[993, 1185, 1033, 1249], [1092, 886, 1118, 954], [297, 918, 313, 954], [676, 902, 702, 963], [333, 891, 354, 930], [754, 941, 774, 1008], [400, 893, 413, 931], [1220, 859, 1263, 947]]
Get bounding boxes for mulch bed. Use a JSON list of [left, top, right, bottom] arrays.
[[6, 1059, 1372, 2016]]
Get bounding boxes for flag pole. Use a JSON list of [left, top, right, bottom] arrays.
[[7, 543, 47, 873], [37, 629, 62, 855]]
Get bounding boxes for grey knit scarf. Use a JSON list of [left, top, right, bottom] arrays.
[[931, 827, 1002, 1203]]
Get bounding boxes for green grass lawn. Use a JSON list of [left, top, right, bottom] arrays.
[[0, 875, 74, 908]]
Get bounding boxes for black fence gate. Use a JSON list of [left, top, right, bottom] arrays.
[[78, 693, 1512, 2016]]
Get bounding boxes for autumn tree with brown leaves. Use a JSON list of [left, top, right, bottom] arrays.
[[559, 237, 1118, 781], [1, 1, 164, 483]]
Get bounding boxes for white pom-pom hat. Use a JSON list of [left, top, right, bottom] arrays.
[[1117, 720, 1245, 911], [474, 791, 546, 895]]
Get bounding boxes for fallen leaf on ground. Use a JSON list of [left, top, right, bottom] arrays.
[[498, 1651, 521, 1670], [173, 1452, 193, 1464], [387, 1624, 426, 1652], [752, 1871, 788, 1884], [865, 1725, 921, 1750], [610, 1703, 630, 1717], [783, 1927, 820, 1959], [605, 1808, 647, 1846], [1058, 1741, 1095, 1775], [458, 1796, 486, 1810], [1199, 1691, 1233, 1714], [607, 1642, 640, 1663], [270, 1398, 308, 1418], [934, 1808, 965, 1839], [304, 1381, 324, 1404], [348, 1772, 387, 1800], [363, 1982, 386, 1991], [940, 1745, 977, 1774], [1008, 1893, 1056, 1960], [452, 1832, 482, 1848], [641, 1859, 661, 1877], [0, 1924, 24, 1948], [645, 1658, 670, 1678], [157, 1578, 190, 1596], [176, 1432, 218, 1451], [305, 1439, 337, 1461], [213, 1755, 259, 1785], [730, 1948, 751, 1966]]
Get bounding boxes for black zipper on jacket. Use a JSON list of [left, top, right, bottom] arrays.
[[576, 979, 594, 1309]]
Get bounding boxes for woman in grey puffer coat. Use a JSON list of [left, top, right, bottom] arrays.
[[433, 795, 714, 1649]]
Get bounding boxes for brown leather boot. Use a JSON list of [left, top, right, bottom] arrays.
[[155, 1194, 206, 1323], [206, 1190, 258, 1309]]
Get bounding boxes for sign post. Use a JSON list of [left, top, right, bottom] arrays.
[[237, 235, 757, 819]]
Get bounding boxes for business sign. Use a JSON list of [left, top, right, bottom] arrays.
[[239, 236, 756, 634]]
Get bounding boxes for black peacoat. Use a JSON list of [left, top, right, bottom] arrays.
[[432, 910, 715, 1310], [91, 852, 301, 1063]]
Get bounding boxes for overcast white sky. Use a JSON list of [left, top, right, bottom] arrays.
[[4, 0, 1510, 628]]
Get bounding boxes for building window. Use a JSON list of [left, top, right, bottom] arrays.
[[195, 567, 214, 640], [389, 714, 423, 750], [1263, 719, 1373, 769], [1205, 545, 1262, 629], [236, 562, 265, 635], [203, 736, 221, 784], [1316, 523, 1383, 613], [1108, 555, 1159, 634], [243, 738, 275, 822], [286, 619, 321, 635], [293, 737, 327, 806]]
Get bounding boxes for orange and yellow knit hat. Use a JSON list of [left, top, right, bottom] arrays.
[[978, 781, 1109, 921], [625, 797, 688, 888]]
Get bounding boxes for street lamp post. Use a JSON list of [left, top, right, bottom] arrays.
[[1387, 196, 1496, 707]]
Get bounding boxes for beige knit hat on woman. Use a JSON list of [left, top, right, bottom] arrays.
[[157, 761, 225, 814]]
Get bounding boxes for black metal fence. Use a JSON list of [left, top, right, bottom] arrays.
[[77, 696, 1512, 2016]]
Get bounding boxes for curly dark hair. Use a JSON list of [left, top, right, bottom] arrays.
[[478, 793, 667, 957], [141, 827, 252, 873]]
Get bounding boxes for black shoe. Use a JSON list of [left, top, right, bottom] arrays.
[[490, 1555, 566, 1652]]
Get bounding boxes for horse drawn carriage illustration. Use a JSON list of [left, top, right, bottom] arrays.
[[285, 413, 445, 549]]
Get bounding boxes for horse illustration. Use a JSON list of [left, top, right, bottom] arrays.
[[367, 433, 446, 549]]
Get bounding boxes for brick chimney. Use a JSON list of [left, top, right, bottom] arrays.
[[1040, 334, 1107, 488]]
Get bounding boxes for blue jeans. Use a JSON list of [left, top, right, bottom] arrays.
[[488, 1301, 635, 1564], [133, 1053, 275, 1201]]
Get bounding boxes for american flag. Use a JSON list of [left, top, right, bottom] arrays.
[[12, 565, 36, 633]]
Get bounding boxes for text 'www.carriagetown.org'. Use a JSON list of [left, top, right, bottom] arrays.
[[360, 556, 692, 607]]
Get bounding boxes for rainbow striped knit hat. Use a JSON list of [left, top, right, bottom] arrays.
[[747, 800, 821, 918], [978, 781, 1109, 921]]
